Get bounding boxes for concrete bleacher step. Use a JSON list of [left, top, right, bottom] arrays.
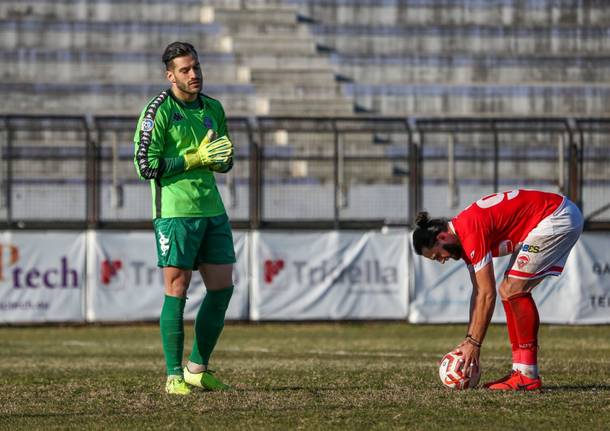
[[237, 53, 330, 70], [262, 132, 398, 157], [264, 98, 354, 116], [342, 83, 610, 116], [331, 54, 610, 84], [0, 0, 204, 23], [311, 24, 610, 56], [295, 0, 610, 27], [230, 34, 317, 55], [210, 6, 299, 27], [0, 20, 227, 52], [256, 84, 343, 98], [250, 68, 337, 85], [0, 83, 257, 116], [0, 49, 245, 84]]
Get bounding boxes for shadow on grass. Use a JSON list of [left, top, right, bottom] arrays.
[[238, 384, 376, 392], [542, 384, 610, 392]]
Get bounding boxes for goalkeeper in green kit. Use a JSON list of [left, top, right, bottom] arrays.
[[134, 41, 235, 395]]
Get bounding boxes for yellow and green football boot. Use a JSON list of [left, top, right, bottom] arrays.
[[183, 367, 232, 391], [165, 375, 191, 395]]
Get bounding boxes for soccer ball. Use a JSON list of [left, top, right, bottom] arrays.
[[438, 350, 481, 389]]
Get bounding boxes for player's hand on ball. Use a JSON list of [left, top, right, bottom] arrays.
[[439, 350, 481, 389], [454, 338, 480, 377]]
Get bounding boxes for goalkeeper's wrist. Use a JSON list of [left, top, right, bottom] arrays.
[[184, 151, 201, 171]]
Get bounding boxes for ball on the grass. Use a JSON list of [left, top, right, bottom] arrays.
[[438, 350, 481, 389]]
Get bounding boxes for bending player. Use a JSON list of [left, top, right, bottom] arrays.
[[412, 189, 583, 390]]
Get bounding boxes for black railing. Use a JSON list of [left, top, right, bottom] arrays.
[[0, 115, 608, 230]]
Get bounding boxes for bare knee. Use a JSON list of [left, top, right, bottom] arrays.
[[499, 277, 529, 300], [163, 267, 192, 297], [199, 264, 233, 291]]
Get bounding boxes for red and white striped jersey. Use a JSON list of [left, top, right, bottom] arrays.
[[450, 189, 563, 272]]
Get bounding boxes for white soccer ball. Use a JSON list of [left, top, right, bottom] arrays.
[[438, 350, 481, 390]]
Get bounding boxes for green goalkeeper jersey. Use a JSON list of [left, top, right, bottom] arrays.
[[134, 89, 228, 219]]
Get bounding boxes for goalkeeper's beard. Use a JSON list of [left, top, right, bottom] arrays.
[[176, 79, 201, 95]]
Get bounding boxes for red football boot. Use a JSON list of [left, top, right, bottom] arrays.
[[485, 370, 542, 391], [482, 371, 515, 389]]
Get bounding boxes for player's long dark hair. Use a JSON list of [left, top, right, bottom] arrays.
[[162, 41, 198, 70], [412, 212, 449, 255]]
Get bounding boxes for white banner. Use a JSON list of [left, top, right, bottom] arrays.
[[251, 230, 408, 320], [408, 233, 610, 324], [86, 230, 249, 322], [0, 231, 86, 323], [560, 233, 610, 323]]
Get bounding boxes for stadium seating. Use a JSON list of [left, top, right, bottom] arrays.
[[2, 0, 608, 116], [0, 0, 352, 116], [292, 0, 610, 116]]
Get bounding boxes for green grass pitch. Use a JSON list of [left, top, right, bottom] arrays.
[[0, 323, 608, 430]]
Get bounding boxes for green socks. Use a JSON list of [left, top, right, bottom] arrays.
[[160, 295, 186, 376], [189, 286, 234, 366]]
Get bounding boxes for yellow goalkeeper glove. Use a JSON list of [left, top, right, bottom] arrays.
[[184, 130, 234, 171], [209, 157, 233, 173]]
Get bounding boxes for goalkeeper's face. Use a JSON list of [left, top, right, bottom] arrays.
[[167, 54, 202, 97]]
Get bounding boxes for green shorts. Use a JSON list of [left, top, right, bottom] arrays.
[[153, 214, 236, 269]]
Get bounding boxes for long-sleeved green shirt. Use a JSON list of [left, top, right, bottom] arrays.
[[134, 89, 229, 219]]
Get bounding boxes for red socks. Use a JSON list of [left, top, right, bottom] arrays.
[[506, 292, 539, 365], [502, 299, 520, 363]]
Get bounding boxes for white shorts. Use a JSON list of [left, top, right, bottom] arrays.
[[505, 197, 584, 280]]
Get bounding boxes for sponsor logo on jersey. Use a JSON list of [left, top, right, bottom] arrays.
[[141, 118, 154, 132], [172, 112, 183, 122], [158, 233, 170, 256], [521, 244, 540, 253], [517, 254, 530, 269], [203, 116, 214, 129]]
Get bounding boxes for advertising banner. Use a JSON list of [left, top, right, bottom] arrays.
[[86, 230, 249, 322], [251, 230, 408, 320], [560, 233, 610, 324], [408, 233, 610, 324], [0, 231, 86, 323]]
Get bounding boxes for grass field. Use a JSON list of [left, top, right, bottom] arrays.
[[0, 322, 609, 430]]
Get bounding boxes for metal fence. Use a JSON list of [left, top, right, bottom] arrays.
[[0, 115, 608, 229]]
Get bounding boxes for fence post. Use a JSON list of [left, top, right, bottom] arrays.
[[5, 118, 13, 227], [407, 117, 421, 223], [250, 117, 262, 229], [566, 118, 582, 209], [85, 114, 99, 228]]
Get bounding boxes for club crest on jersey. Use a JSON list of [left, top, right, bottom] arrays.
[[517, 254, 530, 269], [173, 112, 184, 122], [141, 118, 154, 132], [203, 117, 213, 128]]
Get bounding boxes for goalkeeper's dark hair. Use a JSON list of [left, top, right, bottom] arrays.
[[162, 41, 198, 70], [412, 212, 449, 255]]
